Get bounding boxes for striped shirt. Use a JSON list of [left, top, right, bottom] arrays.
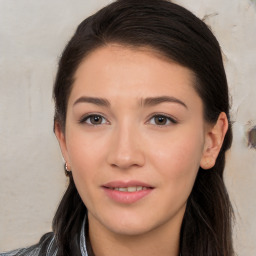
[[0, 218, 88, 256]]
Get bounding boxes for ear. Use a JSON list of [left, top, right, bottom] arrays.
[[54, 121, 70, 168], [200, 112, 229, 170]]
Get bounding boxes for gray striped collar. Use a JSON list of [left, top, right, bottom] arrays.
[[80, 217, 88, 256]]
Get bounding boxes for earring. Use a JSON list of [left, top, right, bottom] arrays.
[[65, 163, 70, 171], [65, 162, 71, 176]]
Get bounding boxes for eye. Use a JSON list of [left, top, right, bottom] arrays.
[[80, 114, 108, 125], [148, 114, 177, 126]]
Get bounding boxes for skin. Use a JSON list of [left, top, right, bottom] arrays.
[[55, 44, 228, 256]]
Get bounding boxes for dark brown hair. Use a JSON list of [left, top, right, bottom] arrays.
[[53, 0, 234, 255]]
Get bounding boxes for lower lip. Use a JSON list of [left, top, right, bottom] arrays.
[[102, 187, 153, 204]]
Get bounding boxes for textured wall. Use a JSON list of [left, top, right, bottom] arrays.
[[0, 0, 255, 255]]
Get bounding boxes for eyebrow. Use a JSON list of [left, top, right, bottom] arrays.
[[73, 95, 187, 109], [142, 96, 187, 109], [73, 96, 111, 107]]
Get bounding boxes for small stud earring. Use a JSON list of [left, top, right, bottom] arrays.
[[65, 162, 71, 176]]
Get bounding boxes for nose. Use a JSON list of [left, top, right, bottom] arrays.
[[107, 124, 145, 170]]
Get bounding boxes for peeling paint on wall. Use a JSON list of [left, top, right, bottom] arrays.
[[248, 126, 256, 149], [245, 120, 256, 148], [202, 12, 219, 22]]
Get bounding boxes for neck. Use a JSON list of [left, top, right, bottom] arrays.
[[87, 213, 182, 256]]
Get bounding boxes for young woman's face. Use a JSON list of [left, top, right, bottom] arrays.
[[58, 45, 211, 237]]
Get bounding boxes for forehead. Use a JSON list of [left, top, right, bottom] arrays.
[[70, 44, 202, 111]]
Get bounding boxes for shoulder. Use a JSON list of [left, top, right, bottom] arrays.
[[0, 232, 57, 256]]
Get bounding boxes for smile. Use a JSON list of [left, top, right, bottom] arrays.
[[102, 181, 154, 204], [108, 186, 149, 192]]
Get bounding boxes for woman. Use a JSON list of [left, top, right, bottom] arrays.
[[1, 0, 234, 255]]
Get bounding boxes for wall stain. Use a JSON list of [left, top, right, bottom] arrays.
[[248, 126, 256, 149], [202, 12, 219, 22]]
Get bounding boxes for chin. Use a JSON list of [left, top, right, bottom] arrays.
[[105, 221, 156, 237], [89, 209, 155, 236], [96, 210, 172, 237]]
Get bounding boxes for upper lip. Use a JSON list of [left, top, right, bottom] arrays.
[[102, 180, 154, 188]]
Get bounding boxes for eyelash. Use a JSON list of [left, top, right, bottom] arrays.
[[79, 114, 109, 126], [79, 113, 178, 126], [147, 114, 178, 126]]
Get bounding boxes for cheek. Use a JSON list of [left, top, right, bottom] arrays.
[[65, 134, 103, 208], [65, 130, 105, 190], [147, 129, 204, 184], [66, 126, 106, 166]]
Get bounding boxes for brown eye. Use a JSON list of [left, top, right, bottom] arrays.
[[90, 115, 102, 124], [149, 115, 177, 126], [81, 114, 107, 125], [154, 116, 168, 125]]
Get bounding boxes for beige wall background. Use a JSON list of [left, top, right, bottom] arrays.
[[0, 0, 255, 255]]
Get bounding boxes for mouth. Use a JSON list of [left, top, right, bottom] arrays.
[[105, 186, 151, 192], [102, 180, 154, 191], [102, 181, 154, 204]]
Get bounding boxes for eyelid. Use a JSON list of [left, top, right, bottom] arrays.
[[79, 112, 110, 125], [78, 112, 178, 126], [146, 113, 178, 126]]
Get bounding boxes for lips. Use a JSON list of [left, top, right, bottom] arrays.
[[103, 180, 153, 189], [109, 186, 148, 192], [102, 180, 154, 204]]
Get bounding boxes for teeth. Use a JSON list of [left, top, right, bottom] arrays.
[[119, 187, 128, 192], [127, 186, 137, 192], [111, 186, 148, 192]]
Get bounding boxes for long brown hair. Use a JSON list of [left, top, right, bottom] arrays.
[[53, 0, 234, 255]]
